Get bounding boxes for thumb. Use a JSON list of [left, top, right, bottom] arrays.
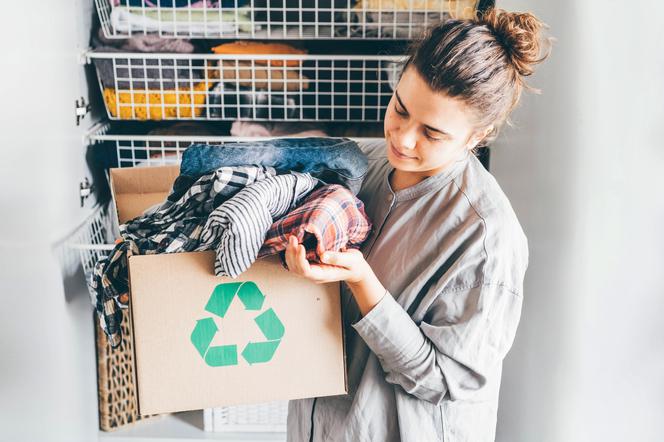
[[321, 250, 355, 268]]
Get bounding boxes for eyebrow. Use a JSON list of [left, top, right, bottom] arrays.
[[395, 90, 451, 137]]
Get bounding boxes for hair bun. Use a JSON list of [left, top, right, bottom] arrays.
[[478, 8, 550, 77]]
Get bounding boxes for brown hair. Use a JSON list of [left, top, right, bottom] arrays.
[[406, 8, 552, 145]]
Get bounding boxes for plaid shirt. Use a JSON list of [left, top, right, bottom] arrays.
[[121, 166, 276, 251], [259, 184, 372, 264], [90, 165, 275, 348]]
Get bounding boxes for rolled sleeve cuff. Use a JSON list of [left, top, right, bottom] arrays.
[[351, 291, 423, 368]]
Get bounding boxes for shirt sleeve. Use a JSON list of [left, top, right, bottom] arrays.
[[351, 283, 523, 405]]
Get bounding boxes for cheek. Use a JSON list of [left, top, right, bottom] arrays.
[[384, 107, 399, 133], [421, 141, 462, 166], [384, 95, 400, 131]]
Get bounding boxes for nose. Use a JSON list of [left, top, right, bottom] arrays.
[[393, 121, 417, 151]]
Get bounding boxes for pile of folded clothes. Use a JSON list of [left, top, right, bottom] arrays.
[[109, 0, 257, 36], [207, 41, 309, 119], [92, 28, 213, 120], [94, 39, 313, 121], [345, 0, 477, 38], [89, 137, 372, 347]]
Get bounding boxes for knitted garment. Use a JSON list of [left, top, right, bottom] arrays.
[[102, 81, 210, 120]]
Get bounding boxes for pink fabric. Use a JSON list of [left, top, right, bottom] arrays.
[[230, 121, 272, 138], [230, 120, 328, 138]]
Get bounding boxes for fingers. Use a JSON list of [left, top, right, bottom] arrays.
[[285, 235, 310, 276], [306, 264, 353, 284], [285, 235, 353, 284], [316, 241, 326, 259], [320, 249, 362, 268]]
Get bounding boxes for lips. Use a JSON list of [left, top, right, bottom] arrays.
[[389, 141, 417, 160]]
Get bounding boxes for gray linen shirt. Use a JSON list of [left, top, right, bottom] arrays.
[[287, 139, 528, 442]]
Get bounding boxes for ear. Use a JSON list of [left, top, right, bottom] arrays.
[[465, 125, 494, 151]]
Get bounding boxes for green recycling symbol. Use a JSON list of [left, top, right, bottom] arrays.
[[190, 281, 285, 367]]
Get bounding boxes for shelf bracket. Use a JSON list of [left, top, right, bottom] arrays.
[[79, 177, 94, 208], [83, 120, 112, 146], [75, 97, 91, 126], [78, 48, 92, 65]]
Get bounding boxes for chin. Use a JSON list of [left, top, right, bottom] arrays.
[[387, 154, 420, 172], [386, 155, 402, 170], [385, 141, 418, 171]]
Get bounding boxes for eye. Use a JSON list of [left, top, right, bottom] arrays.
[[425, 131, 443, 142], [394, 103, 408, 117]]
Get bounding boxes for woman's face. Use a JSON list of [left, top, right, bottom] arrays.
[[384, 65, 488, 177]]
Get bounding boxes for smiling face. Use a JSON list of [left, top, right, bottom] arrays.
[[384, 66, 491, 184]]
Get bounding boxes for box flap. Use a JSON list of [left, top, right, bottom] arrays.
[[109, 166, 180, 223]]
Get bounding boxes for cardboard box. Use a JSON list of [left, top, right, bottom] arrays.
[[110, 166, 347, 416]]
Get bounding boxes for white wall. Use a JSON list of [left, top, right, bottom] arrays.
[[493, 1, 664, 441], [0, 0, 101, 440]]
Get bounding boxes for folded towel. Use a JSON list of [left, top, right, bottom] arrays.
[[110, 6, 254, 34], [208, 60, 309, 91], [211, 41, 306, 67]]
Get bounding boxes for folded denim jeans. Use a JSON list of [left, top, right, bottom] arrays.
[[180, 137, 368, 195]]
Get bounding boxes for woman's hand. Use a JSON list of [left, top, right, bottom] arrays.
[[285, 235, 388, 316], [284, 235, 369, 285]]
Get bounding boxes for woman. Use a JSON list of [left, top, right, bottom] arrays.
[[285, 8, 551, 442]]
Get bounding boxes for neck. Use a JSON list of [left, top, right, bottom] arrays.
[[390, 151, 470, 192], [390, 169, 426, 192]]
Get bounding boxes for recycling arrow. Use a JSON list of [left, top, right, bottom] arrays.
[[190, 281, 284, 367], [242, 340, 280, 364], [190, 318, 238, 367]]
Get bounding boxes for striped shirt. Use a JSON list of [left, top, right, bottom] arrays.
[[200, 172, 318, 277]]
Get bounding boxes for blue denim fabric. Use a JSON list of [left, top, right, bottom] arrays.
[[180, 137, 368, 195]]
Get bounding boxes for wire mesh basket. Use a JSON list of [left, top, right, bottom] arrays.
[[204, 400, 288, 432], [66, 207, 154, 431], [96, 0, 484, 40], [88, 51, 404, 122], [68, 206, 118, 286]]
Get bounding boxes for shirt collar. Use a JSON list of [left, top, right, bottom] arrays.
[[384, 152, 471, 202]]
